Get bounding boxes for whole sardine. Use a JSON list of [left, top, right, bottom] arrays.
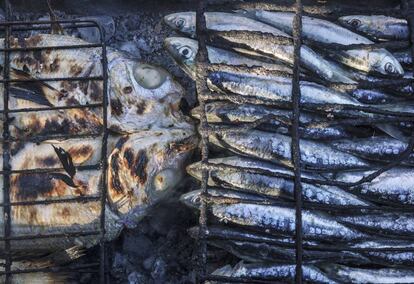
[[323, 264, 414, 284], [333, 168, 414, 206], [191, 102, 354, 140], [187, 156, 371, 207], [164, 12, 356, 83], [211, 202, 367, 241], [339, 15, 409, 41], [337, 212, 414, 238], [209, 130, 371, 170], [211, 262, 338, 283], [239, 10, 404, 76], [331, 136, 414, 164], [164, 36, 292, 79]]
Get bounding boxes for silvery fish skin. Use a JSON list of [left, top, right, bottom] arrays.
[[393, 49, 412, 69], [323, 264, 414, 284], [350, 89, 401, 104], [191, 102, 353, 140], [208, 71, 361, 108], [164, 12, 356, 83], [210, 130, 371, 170], [331, 136, 414, 164], [0, 34, 192, 134], [352, 240, 414, 266], [211, 203, 367, 241], [163, 36, 292, 79], [333, 168, 414, 206], [208, 239, 368, 265], [339, 15, 409, 41], [187, 156, 371, 207], [211, 262, 338, 284], [239, 10, 404, 76], [337, 213, 414, 237]]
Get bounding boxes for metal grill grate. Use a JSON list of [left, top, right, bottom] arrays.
[[194, 0, 414, 283], [0, 0, 109, 283]]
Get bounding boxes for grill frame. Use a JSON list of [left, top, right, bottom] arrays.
[[0, 0, 109, 283], [194, 0, 414, 283]]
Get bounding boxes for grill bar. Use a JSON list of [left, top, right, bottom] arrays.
[[2, 0, 12, 282]]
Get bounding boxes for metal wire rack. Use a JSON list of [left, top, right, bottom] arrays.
[[0, 0, 109, 283], [194, 0, 414, 283]]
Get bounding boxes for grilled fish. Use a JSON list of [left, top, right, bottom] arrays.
[[191, 102, 355, 140], [164, 36, 292, 79], [323, 264, 414, 284], [339, 15, 409, 41], [209, 130, 371, 170], [211, 203, 367, 241], [164, 12, 356, 83], [337, 212, 414, 238], [333, 168, 414, 206], [211, 261, 338, 283], [186, 156, 371, 207], [331, 136, 414, 164], [239, 10, 404, 76], [0, 34, 192, 134]]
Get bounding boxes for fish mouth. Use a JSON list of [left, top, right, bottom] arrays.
[[179, 190, 201, 209], [163, 14, 176, 29], [190, 106, 202, 119]]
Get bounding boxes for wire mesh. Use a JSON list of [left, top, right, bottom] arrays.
[[0, 1, 109, 283], [194, 0, 414, 283]]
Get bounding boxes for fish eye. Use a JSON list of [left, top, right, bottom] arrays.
[[178, 46, 193, 60], [384, 62, 396, 74], [349, 19, 361, 27], [175, 18, 185, 28], [133, 63, 168, 89], [153, 168, 179, 192]]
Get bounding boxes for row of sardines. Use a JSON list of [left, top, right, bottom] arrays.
[[163, 9, 414, 284]]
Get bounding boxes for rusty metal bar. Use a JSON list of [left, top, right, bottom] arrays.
[[2, 0, 12, 282]]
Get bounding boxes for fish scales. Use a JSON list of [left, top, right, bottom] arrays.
[[187, 156, 370, 206]]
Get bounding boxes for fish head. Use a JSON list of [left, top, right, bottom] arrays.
[[180, 190, 202, 209], [164, 37, 198, 79], [108, 128, 198, 227], [164, 12, 196, 36], [338, 15, 370, 31], [191, 102, 229, 122], [185, 161, 203, 181], [374, 51, 404, 77]]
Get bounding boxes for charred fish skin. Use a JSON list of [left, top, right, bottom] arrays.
[[191, 102, 353, 140], [186, 157, 371, 207], [210, 130, 371, 170], [334, 168, 414, 206], [211, 203, 367, 242], [163, 36, 292, 80], [337, 213, 414, 238], [212, 262, 338, 284], [239, 10, 404, 77], [164, 12, 356, 83], [323, 264, 414, 284], [108, 129, 197, 227], [0, 34, 193, 134], [331, 136, 414, 164], [338, 15, 409, 41]]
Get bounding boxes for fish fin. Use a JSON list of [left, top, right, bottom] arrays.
[[49, 172, 78, 188], [376, 123, 409, 142], [52, 145, 76, 178], [10, 68, 62, 106], [46, 0, 65, 35]]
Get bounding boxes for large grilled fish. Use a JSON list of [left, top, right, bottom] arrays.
[[0, 128, 196, 255], [239, 10, 404, 76], [164, 12, 356, 83], [0, 34, 192, 134]]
